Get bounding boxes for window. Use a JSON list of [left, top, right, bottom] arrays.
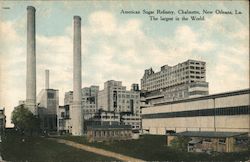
[[219, 138, 226, 144], [48, 92, 54, 98]]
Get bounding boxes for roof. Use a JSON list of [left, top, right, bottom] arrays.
[[154, 89, 250, 106], [87, 124, 132, 130], [189, 139, 202, 144], [172, 131, 248, 138]]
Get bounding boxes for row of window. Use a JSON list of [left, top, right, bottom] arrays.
[[142, 106, 250, 119], [143, 78, 206, 91], [115, 94, 139, 99], [143, 67, 205, 83], [93, 130, 131, 137], [189, 91, 208, 96], [189, 84, 208, 88]]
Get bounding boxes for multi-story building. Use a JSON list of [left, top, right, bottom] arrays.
[[57, 105, 71, 134], [82, 86, 99, 118], [59, 86, 99, 133], [97, 80, 141, 129], [141, 60, 209, 105], [37, 88, 59, 131], [64, 85, 99, 118], [85, 109, 121, 127], [37, 89, 59, 115]]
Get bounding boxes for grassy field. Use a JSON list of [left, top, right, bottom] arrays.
[[58, 135, 250, 162], [0, 130, 117, 162]]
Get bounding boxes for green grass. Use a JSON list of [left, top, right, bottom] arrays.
[[0, 130, 117, 162], [58, 135, 250, 162]]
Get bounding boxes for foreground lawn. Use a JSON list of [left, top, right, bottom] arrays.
[[0, 130, 116, 162], [58, 135, 250, 162]]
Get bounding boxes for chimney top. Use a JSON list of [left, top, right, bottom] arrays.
[[74, 16, 81, 20], [27, 6, 36, 12]]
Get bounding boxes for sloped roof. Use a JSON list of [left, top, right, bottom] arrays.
[[173, 131, 248, 138], [87, 124, 132, 130]]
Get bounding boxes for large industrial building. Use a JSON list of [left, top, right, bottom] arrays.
[[98, 80, 141, 129], [59, 86, 99, 134], [98, 80, 140, 113], [57, 105, 71, 134], [64, 86, 99, 119], [142, 89, 250, 135], [141, 60, 209, 105], [37, 70, 59, 132]]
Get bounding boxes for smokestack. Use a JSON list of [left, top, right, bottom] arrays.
[[26, 6, 37, 115], [45, 69, 49, 89], [71, 16, 83, 136]]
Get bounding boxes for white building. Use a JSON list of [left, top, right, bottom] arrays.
[[37, 88, 59, 131], [64, 85, 99, 119], [142, 89, 250, 135], [59, 86, 99, 134], [82, 86, 99, 118], [86, 110, 121, 126], [37, 89, 59, 115], [57, 105, 71, 134], [141, 60, 209, 105], [98, 80, 141, 129]]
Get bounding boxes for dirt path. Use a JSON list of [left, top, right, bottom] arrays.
[[50, 138, 145, 162]]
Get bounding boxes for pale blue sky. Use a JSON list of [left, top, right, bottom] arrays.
[[0, 1, 249, 126]]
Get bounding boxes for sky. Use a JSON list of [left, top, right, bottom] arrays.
[[0, 1, 249, 127]]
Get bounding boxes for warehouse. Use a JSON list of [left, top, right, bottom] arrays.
[[142, 89, 250, 134]]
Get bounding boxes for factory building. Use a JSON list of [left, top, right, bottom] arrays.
[[97, 80, 141, 130], [59, 86, 99, 134], [64, 85, 99, 118], [37, 70, 59, 132], [57, 105, 71, 134], [98, 80, 140, 114], [81, 86, 99, 118], [142, 89, 250, 135], [141, 60, 209, 105], [86, 110, 121, 126], [37, 89, 59, 132], [87, 125, 132, 142], [167, 131, 249, 153]]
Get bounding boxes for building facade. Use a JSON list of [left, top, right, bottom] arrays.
[[86, 110, 121, 126], [142, 89, 250, 135], [141, 60, 209, 105], [37, 89, 59, 115], [37, 89, 59, 131], [167, 131, 249, 153], [97, 80, 141, 129], [82, 86, 99, 119], [59, 86, 99, 134], [57, 105, 71, 134], [64, 85, 99, 119], [87, 125, 132, 142]]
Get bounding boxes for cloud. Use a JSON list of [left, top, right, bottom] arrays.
[[89, 11, 117, 35], [0, 21, 26, 127]]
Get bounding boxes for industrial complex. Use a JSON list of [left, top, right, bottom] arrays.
[[4, 5, 249, 153]]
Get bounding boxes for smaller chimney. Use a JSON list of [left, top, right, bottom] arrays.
[[45, 69, 49, 89]]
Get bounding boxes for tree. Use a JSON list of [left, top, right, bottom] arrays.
[[170, 136, 191, 152], [11, 105, 40, 136]]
